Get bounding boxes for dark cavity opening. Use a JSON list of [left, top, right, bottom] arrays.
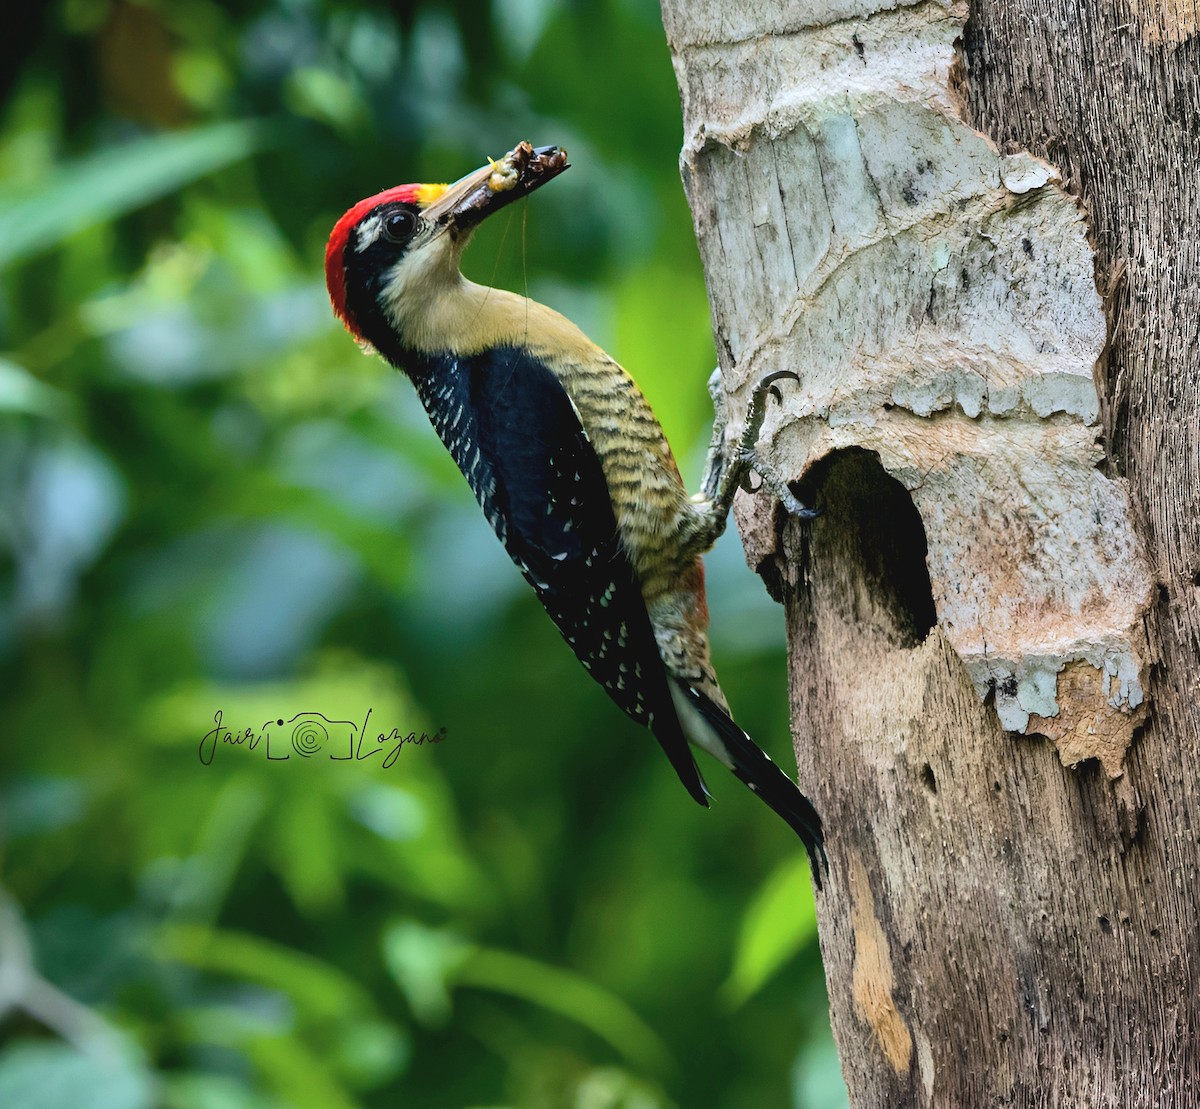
[[797, 447, 937, 648]]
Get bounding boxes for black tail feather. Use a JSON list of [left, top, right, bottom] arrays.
[[652, 708, 711, 808], [683, 685, 828, 889]]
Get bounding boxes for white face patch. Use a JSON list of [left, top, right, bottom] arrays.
[[354, 213, 384, 252]]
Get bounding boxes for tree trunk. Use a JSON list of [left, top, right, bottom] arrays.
[[662, 1, 1199, 1105]]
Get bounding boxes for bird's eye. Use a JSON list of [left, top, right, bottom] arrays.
[[382, 209, 418, 244]]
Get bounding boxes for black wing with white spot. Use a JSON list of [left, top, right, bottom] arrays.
[[410, 346, 707, 806]]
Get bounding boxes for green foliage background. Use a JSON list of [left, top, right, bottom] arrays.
[[0, 1, 846, 1106]]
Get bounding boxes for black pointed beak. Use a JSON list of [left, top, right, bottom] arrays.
[[423, 142, 570, 233]]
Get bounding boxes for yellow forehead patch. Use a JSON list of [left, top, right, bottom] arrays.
[[415, 182, 448, 207]]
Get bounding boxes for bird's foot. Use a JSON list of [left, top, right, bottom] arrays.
[[693, 367, 818, 555], [736, 370, 819, 520]]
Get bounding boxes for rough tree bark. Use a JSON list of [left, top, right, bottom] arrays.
[[662, 1, 1199, 1105]]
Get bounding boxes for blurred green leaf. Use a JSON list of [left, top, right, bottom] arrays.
[[382, 920, 469, 1026], [181, 1000, 293, 1040], [161, 1072, 276, 1109], [141, 656, 421, 752], [330, 1019, 411, 1089], [273, 786, 344, 914], [454, 947, 672, 1075], [0, 121, 264, 270], [382, 923, 672, 1073], [172, 1006, 408, 1102], [0, 358, 70, 417], [284, 68, 366, 132], [239, 1034, 361, 1109], [721, 855, 819, 1008], [158, 923, 376, 1024], [574, 1066, 675, 1109]]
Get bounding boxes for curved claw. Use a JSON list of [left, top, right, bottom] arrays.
[[757, 369, 800, 405], [778, 488, 821, 521]]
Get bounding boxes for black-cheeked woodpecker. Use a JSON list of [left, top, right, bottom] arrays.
[[325, 142, 827, 885]]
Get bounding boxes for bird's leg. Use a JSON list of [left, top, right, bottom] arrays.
[[688, 368, 818, 556]]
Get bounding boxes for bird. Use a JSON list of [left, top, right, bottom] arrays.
[[324, 142, 827, 885]]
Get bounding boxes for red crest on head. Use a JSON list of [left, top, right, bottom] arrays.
[[324, 183, 425, 339]]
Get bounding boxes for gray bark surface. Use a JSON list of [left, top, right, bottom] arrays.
[[662, 0, 1200, 1105]]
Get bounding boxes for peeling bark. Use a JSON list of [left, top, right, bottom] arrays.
[[663, 0, 1200, 1104]]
